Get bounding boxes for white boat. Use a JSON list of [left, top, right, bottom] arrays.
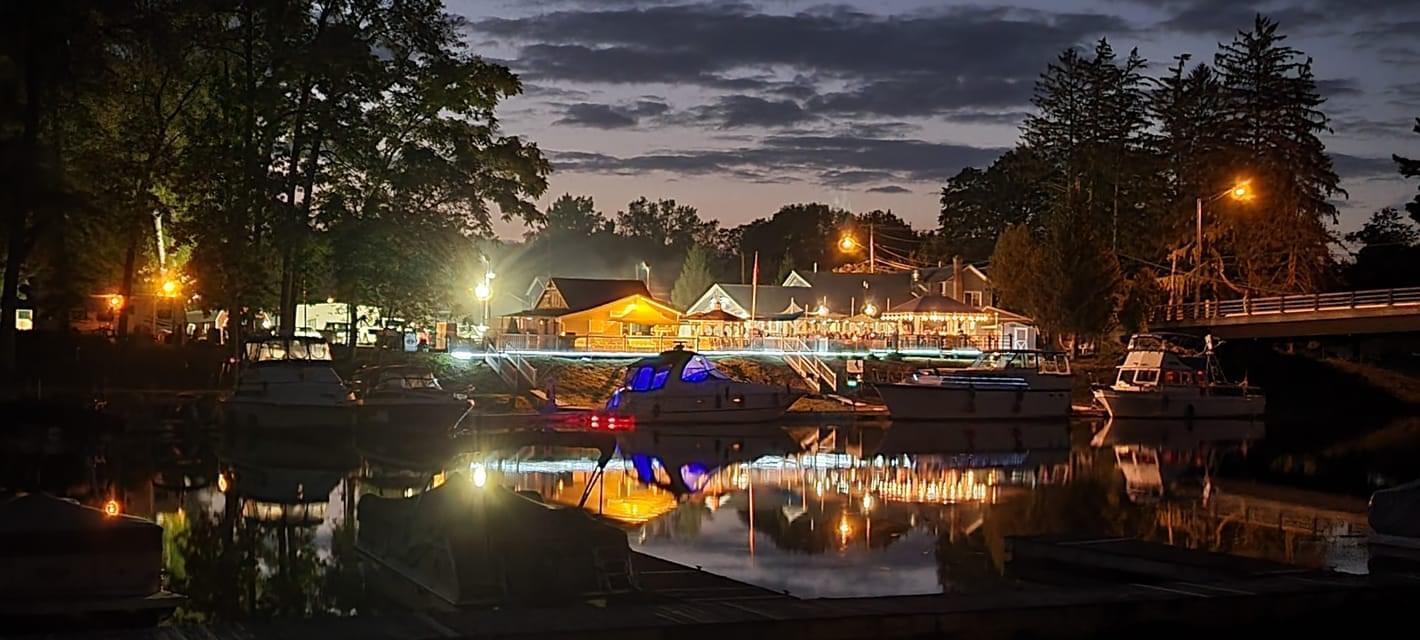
[[352, 364, 472, 431], [874, 350, 1074, 420], [1093, 333, 1264, 420], [220, 336, 354, 429], [603, 346, 803, 424]]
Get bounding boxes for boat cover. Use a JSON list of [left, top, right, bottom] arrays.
[[1370, 479, 1420, 538]]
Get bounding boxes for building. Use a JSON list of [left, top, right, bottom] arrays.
[[502, 277, 681, 351]]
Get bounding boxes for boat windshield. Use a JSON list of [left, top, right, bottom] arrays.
[[627, 364, 672, 391], [244, 338, 332, 362], [681, 355, 730, 383], [377, 371, 440, 390], [969, 352, 1018, 370]]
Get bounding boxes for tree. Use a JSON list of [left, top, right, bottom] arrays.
[[738, 203, 853, 278], [986, 225, 1042, 315], [1396, 117, 1420, 226], [935, 148, 1050, 263], [1210, 15, 1339, 294], [534, 194, 609, 238], [988, 223, 1121, 353], [671, 245, 715, 310], [1344, 208, 1420, 289]]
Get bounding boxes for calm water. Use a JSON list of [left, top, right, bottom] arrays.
[[0, 415, 1384, 621]]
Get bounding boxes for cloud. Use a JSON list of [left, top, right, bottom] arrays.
[[690, 95, 815, 128], [867, 185, 913, 194], [1331, 152, 1397, 179], [553, 99, 670, 128], [471, 3, 1127, 116], [1315, 78, 1361, 98], [551, 134, 1005, 186]]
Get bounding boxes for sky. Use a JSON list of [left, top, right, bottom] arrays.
[[449, 0, 1420, 240]]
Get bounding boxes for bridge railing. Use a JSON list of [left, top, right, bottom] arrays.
[[1153, 286, 1420, 322]]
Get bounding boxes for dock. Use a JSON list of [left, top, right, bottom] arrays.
[[20, 542, 1420, 639]]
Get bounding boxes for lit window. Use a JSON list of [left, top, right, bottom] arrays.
[[630, 366, 654, 391], [650, 367, 671, 390], [680, 355, 726, 382]]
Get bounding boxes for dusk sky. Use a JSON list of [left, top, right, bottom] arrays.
[[451, 0, 1420, 240]]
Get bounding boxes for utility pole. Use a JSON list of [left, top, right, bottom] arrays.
[[868, 222, 875, 274], [1195, 196, 1204, 307]]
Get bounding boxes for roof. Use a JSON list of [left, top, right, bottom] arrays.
[[708, 284, 812, 319], [547, 278, 653, 312], [781, 270, 915, 315], [882, 295, 984, 317], [683, 308, 742, 322]]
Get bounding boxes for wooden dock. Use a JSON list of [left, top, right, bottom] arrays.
[[19, 544, 1420, 640]]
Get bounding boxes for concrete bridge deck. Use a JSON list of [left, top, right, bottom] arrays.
[[1152, 287, 1420, 338]]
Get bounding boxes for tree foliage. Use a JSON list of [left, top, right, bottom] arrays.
[[671, 245, 715, 310]]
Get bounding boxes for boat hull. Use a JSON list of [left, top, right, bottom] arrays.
[[609, 390, 802, 424], [1092, 388, 1265, 419], [220, 399, 354, 429], [875, 383, 1071, 420]]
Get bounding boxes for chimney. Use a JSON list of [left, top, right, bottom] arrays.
[[952, 255, 964, 302]]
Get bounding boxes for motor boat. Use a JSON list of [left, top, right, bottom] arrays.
[[357, 472, 635, 607], [1093, 333, 1264, 420], [1369, 479, 1420, 549], [873, 350, 1074, 420], [603, 346, 803, 424], [352, 364, 472, 431], [0, 493, 181, 626], [220, 335, 354, 429]]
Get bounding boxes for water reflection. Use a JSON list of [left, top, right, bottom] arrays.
[[0, 416, 1386, 619]]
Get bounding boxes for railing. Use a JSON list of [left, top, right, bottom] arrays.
[[1153, 286, 1420, 323], [781, 335, 838, 393], [492, 333, 1000, 355]]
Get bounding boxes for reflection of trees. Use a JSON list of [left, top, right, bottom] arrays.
[[935, 526, 1006, 594], [165, 489, 369, 621], [642, 500, 711, 540]]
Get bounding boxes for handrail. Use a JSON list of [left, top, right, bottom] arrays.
[[1152, 286, 1420, 322]]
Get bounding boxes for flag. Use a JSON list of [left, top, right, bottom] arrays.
[[750, 251, 759, 320]]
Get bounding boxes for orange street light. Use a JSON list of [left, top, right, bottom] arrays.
[[103, 499, 121, 517], [161, 279, 178, 297], [838, 235, 859, 252], [107, 294, 125, 309], [1229, 179, 1253, 201]]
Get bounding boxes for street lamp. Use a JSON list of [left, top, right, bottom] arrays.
[[474, 280, 491, 327], [837, 226, 877, 273], [1194, 179, 1254, 305], [838, 235, 858, 252]]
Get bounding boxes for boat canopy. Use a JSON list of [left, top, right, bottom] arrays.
[[621, 348, 731, 392], [968, 350, 1070, 374]]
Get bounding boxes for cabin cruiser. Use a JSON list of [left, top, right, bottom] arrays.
[[874, 350, 1074, 420], [603, 346, 803, 424], [220, 335, 354, 429], [352, 364, 472, 431], [0, 493, 180, 626], [1093, 333, 1264, 420]]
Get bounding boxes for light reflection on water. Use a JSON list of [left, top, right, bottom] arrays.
[[0, 417, 1379, 619]]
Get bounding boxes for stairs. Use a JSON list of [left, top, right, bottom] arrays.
[[781, 336, 839, 394], [484, 350, 537, 390]]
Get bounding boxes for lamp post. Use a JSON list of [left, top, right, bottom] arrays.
[[837, 224, 876, 273], [1194, 179, 1253, 306], [474, 280, 491, 327]]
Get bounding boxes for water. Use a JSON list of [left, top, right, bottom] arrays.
[[0, 416, 1390, 621]]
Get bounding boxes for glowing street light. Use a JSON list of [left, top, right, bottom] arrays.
[[1193, 178, 1257, 305], [838, 235, 859, 252], [160, 279, 179, 297], [107, 294, 124, 309], [474, 281, 491, 301], [863, 302, 878, 317], [103, 499, 121, 517]]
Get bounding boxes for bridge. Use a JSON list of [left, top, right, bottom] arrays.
[[1151, 287, 1420, 338]]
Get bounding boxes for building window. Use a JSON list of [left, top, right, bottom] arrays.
[[965, 291, 983, 307]]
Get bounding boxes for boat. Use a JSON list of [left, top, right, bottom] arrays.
[[603, 346, 803, 424], [1369, 479, 1420, 549], [1093, 333, 1264, 420], [873, 350, 1074, 420], [352, 364, 473, 431], [357, 472, 636, 607], [220, 335, 355, 429], [0, 493, 182, 626]]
